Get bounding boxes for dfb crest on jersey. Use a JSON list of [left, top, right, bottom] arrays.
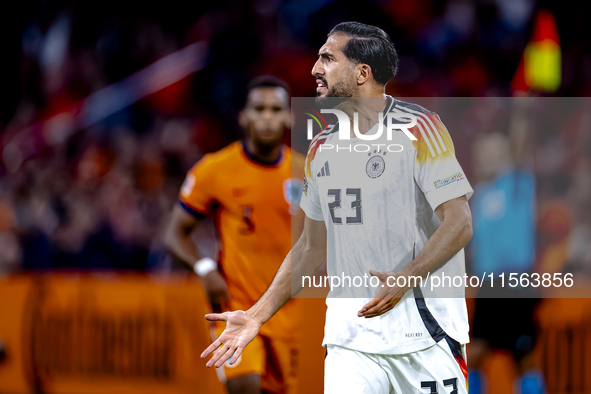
[[284, 178, 304, 215], [366, 155, 385, 178]]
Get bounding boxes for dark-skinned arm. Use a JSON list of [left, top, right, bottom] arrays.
[[163, 204, 229, 309]]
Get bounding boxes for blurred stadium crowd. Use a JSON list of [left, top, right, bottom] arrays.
[[0, 0, 590, 277]]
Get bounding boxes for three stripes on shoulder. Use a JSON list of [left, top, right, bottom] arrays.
[[317, 161, 330, 177], [393, 104, 449, 158]]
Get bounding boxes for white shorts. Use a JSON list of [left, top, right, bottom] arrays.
[[325, 337, 468, 394]]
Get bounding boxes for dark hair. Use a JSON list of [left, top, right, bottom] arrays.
[[243, 75, 291, 107], [328, 22, 398, 86]]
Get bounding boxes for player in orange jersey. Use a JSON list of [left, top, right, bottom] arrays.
[[164, 76, 305, 394]]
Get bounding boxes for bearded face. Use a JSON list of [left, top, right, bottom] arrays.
[[312, 34, 359, 108]]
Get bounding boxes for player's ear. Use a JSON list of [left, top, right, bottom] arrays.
[[283, 109, 292, 129], [357, 64, 371, 85], [238, 110, 248, 129]]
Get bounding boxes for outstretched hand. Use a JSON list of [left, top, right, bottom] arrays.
[[201, 310, 262, 368], [358, 270, 407, 318]]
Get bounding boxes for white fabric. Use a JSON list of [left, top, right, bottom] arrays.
[[324, 342, 468, 394], [299, 97, 473, 354]]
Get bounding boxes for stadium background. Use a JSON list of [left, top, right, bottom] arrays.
[[0, 0, 590, 393]]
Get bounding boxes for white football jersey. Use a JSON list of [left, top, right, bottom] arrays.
[[299, 96, 474, 355]]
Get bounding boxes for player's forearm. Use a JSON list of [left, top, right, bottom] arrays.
[[247, 251, 293, 325], [163, 228, 203, 271], [248, 237, 326, 325], [399, 209, 472, 285]]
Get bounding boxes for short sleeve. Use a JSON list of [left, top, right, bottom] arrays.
[[178, 156, 217, 218], [299, 140, 324, 221], [412, 113, 473, 212]]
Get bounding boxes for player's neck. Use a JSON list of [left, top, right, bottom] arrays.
[[243, 139, 283, 166], [357, 83, 386, 98], [337, 93, 388, 117]]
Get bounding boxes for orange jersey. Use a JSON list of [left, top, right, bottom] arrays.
[[179, 141, 305, 339]]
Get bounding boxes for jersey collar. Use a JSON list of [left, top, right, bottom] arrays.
[[240, 140, 284, 167]]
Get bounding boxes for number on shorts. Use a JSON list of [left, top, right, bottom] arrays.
[[421, 378, 459, 394], [444, 378, 458, 394], [421, 381, 438, 393]]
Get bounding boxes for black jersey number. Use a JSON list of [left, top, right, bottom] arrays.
[[421, 378, 459, 394], [327, 188, 362, 225], [239, 205, 255, 235]]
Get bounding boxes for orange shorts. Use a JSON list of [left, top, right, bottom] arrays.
[[212, 322, 299, 394]]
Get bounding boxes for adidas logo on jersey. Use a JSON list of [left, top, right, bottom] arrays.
[[317, 161, 331, 177]]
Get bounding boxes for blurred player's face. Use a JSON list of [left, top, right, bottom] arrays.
[[311, 34, 357, 101], [240, 87, 289, 147], [473, 132, 512, 182]]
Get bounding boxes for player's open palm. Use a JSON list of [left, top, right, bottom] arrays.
[[358, 270, 407, 318], [201, 310, 261, 368]]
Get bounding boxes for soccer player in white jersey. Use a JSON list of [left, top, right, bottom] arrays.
[[201, 21, 474, 394]]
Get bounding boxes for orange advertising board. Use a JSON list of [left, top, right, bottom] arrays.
[[0, 274, 224, 394], [0, 274, 327, 394]]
